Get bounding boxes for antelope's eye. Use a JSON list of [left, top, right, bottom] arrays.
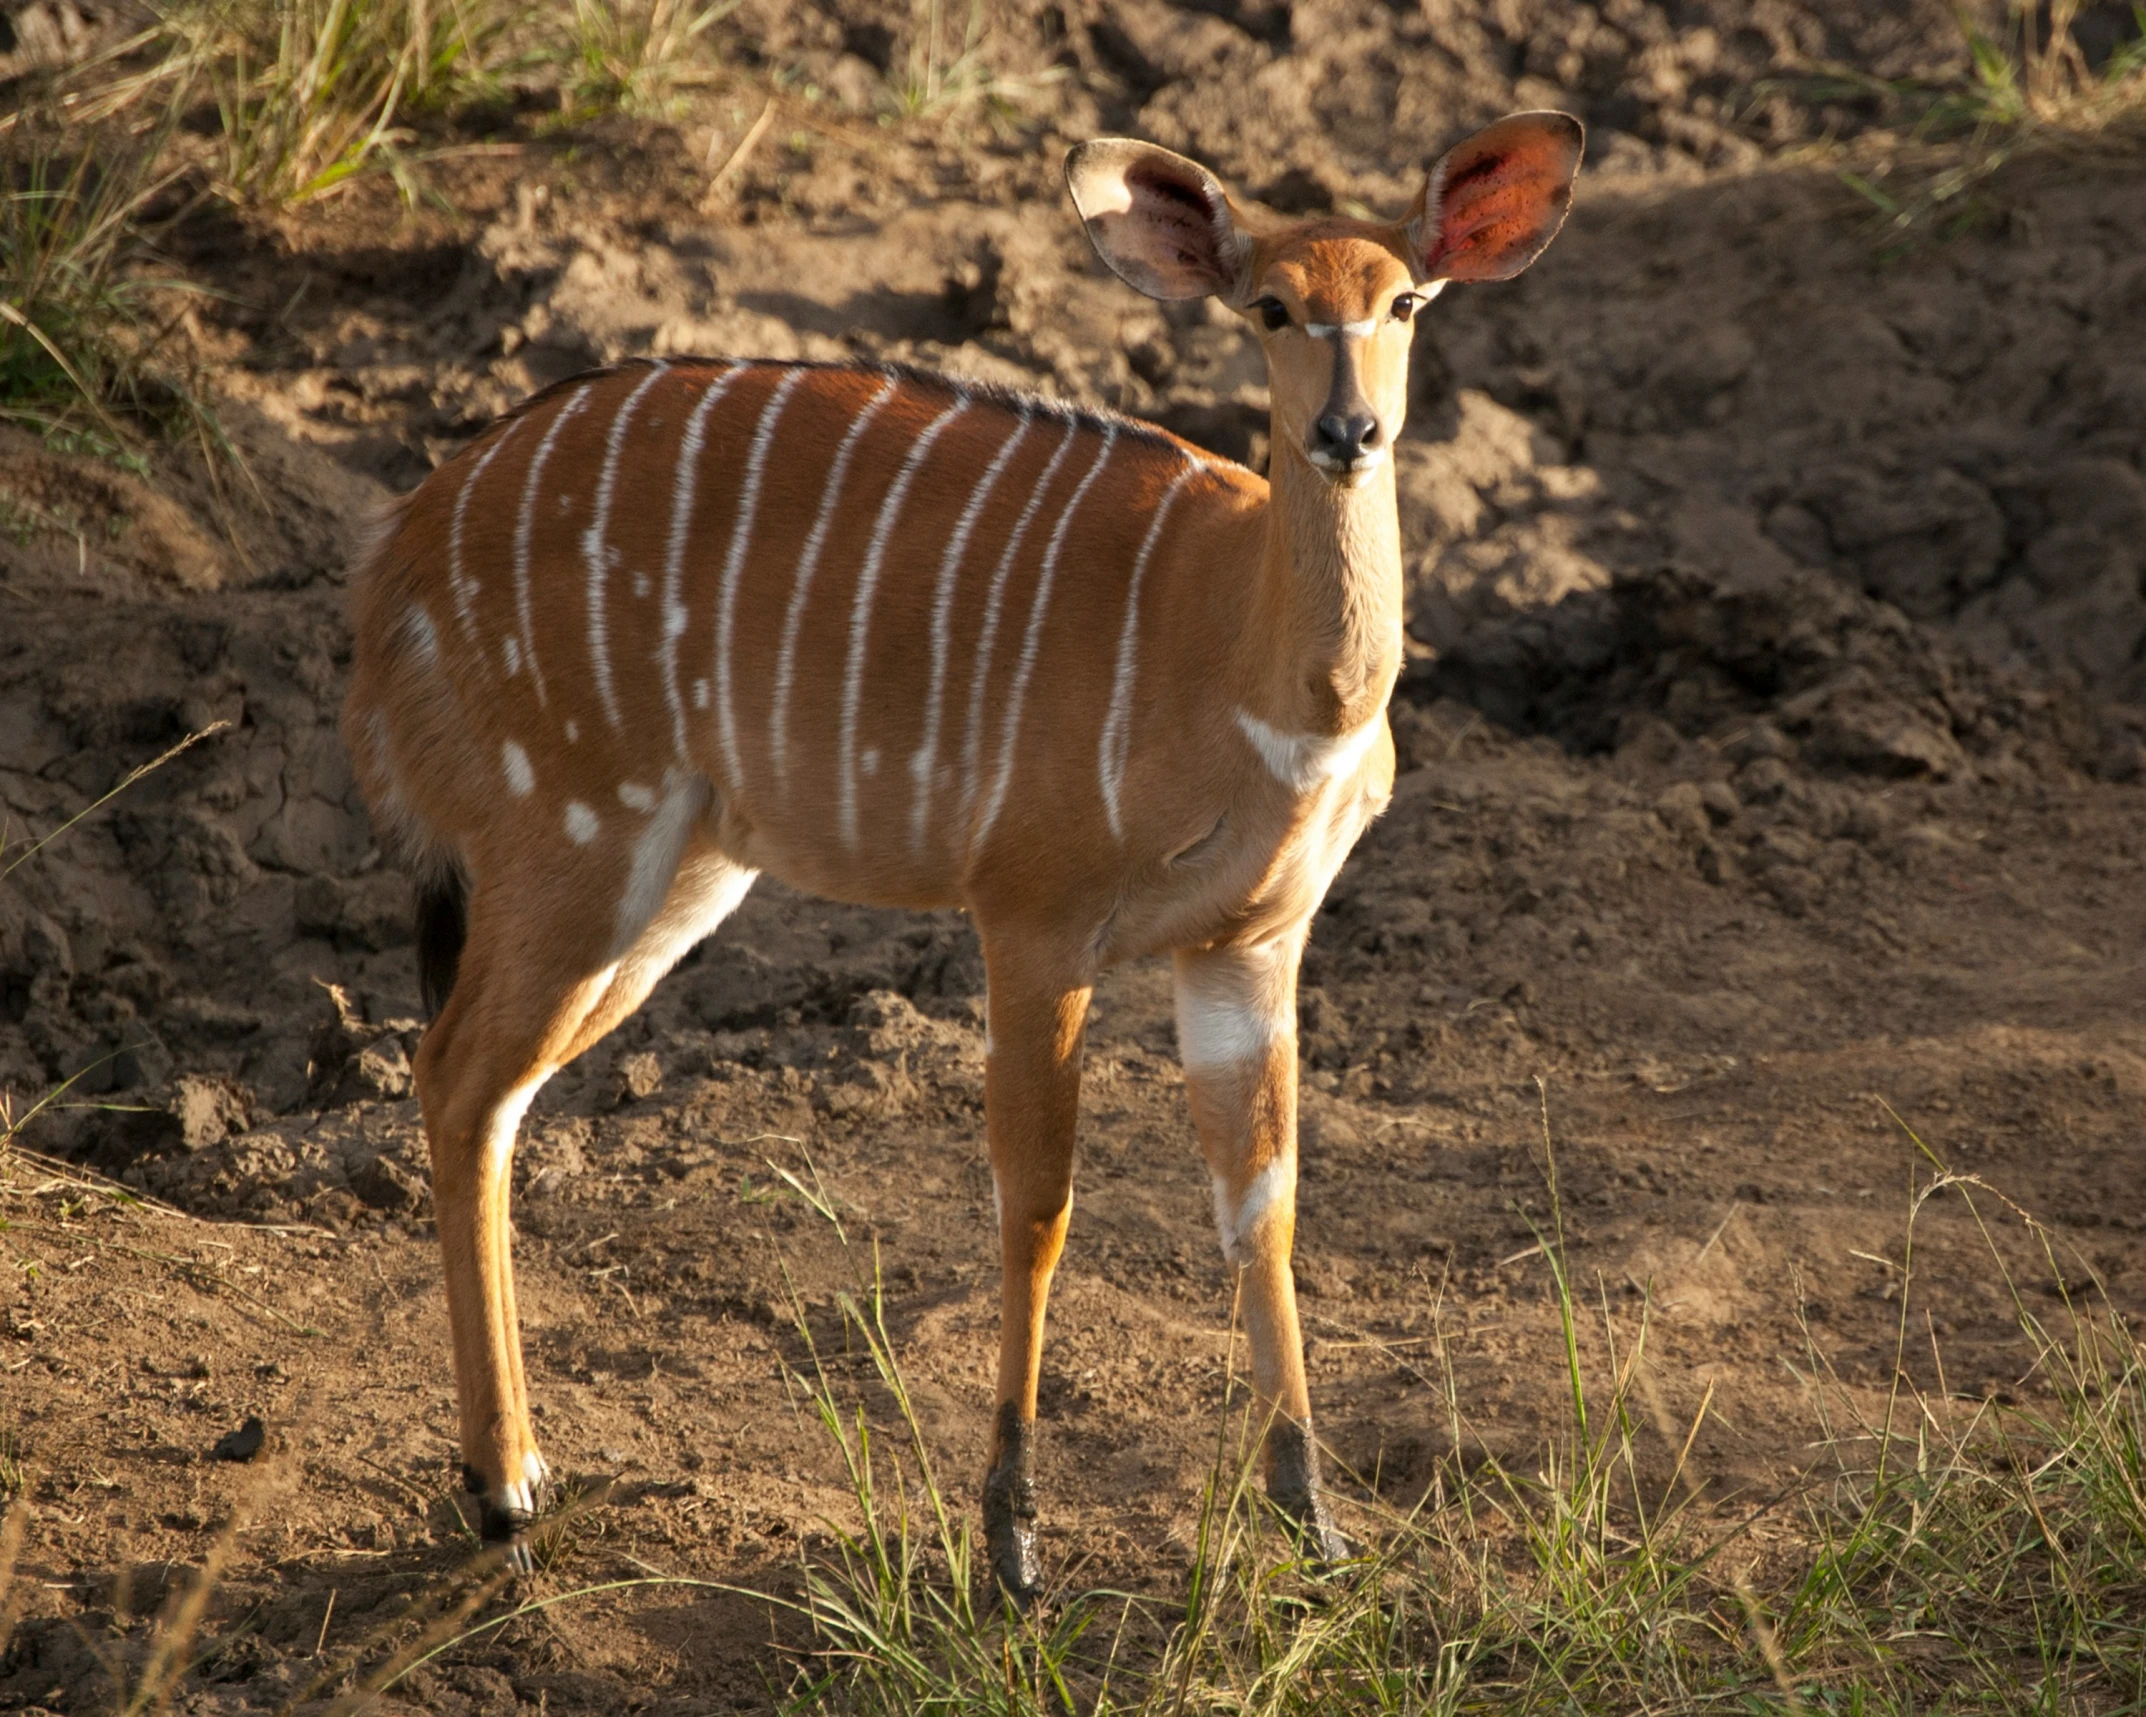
[[1390, 293, 1421, 323], [1254, 296, 1289, 332]]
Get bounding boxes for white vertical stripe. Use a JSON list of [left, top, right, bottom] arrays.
[[973, 426, 1118, 849], [1098, 458, 1196, 840], [907, 408, 1031, 853], [583, 362, 670, 732], [657, 364, 744, 760], [715, 366, 807, 794], [771, 373, 900, 782], [837, 395, 969, 850], [449, 413, 529, 646], [956, 416, 1080, 834], [513, 386, 595, 707]]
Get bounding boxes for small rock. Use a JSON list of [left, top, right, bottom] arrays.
[[1653, 781, 1708, 841], [611, 1051, 662, 1106], [1699, 779, 1740, 824], [169, 1073, 253, 1153], [211, 1416, 265, 1463], [351, 1036, 413, 1100]]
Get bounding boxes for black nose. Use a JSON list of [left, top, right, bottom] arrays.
[[1312, 412, 1381, 461]]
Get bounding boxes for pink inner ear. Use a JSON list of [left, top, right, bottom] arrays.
[[1422, 126, 1578, 282]]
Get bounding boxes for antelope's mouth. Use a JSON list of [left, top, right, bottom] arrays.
[[1305, 445, 1388, 485]]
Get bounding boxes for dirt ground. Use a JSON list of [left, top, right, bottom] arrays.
[[5, 1, 2146, 1710]]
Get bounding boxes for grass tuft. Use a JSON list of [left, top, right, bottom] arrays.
[[0, 100, 221, 462], [766, 1119, 2146, 1714]]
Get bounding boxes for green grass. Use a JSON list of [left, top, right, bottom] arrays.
[[1814, 2, 2146, 249], [0, 97, 221, 462], [768, 1131, 2146, 1715]]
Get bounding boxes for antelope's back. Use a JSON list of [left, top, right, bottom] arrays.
[[344, 359, 1262, 908]]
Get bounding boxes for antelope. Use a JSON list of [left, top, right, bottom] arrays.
[[342, 112, 1582, 1601]]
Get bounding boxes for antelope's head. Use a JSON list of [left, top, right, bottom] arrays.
[[1067, 114, 1583, 488]]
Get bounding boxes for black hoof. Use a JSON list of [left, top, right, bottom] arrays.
[[982, 1405, 1044, 1608], [1267, 1421, 1352, 1566], [465, 1464, 537, 1574]]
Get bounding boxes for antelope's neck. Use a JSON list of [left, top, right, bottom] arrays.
[[1243, 452, 1404, 740]]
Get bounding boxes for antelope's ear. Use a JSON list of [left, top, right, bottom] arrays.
[[1406, 111, 1584, 284], [1065, 139, 1253, 303]]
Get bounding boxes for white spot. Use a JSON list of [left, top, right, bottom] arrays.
[[716, 367, 808, 797], [503, 635, 522, 677], [1235, 710, 1382, 792], [565, 719, 580, 743], [991, 1169, 1003, 1232], [1211, 1157, 1292, 1268], [860, 747, 879, 776], [514, 386, 596, 707], [839, 395, 969, 849], [975, 425, 1119, 848], [617, 781, 657, 812], [564, 801, 600, 844], [557, 491, 573, 513], [909, 407, 1033, 851], [692, 678, 710, 710], [1098, 459, 1197, 840], [633, 570, 651, 598], [584, 362, 670, 732], [772, 375, 901, 781], [404, 605, 439, 666], [502, 740, 535, 797]]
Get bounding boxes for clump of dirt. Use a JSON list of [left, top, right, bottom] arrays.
[[5, 2, 2146, 1711]]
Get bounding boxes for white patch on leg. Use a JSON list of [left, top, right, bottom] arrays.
[[502, 740, 535, 797], [1176, 986, 1275, 1073], [496, 1478, 534, 1518], [1174, 940, 1295, 1075], [480, 1082, 541, 1177], [1212, 1157, 1291, 1268], [564, 801, 600, 844], [522, 1449, 549, 1490]]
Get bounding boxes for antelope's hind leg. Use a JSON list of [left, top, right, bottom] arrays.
[[415, 801, 752, 1570], [976, 929, 1094, 1607], [1174, 933, 1346, 1561]]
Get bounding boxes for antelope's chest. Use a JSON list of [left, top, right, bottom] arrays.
[[1108, 715, 1395, 960]]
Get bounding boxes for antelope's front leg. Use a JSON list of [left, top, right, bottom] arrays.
[[978, 933, 1093, 1606], [1173, 934, 1345, 1560]]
